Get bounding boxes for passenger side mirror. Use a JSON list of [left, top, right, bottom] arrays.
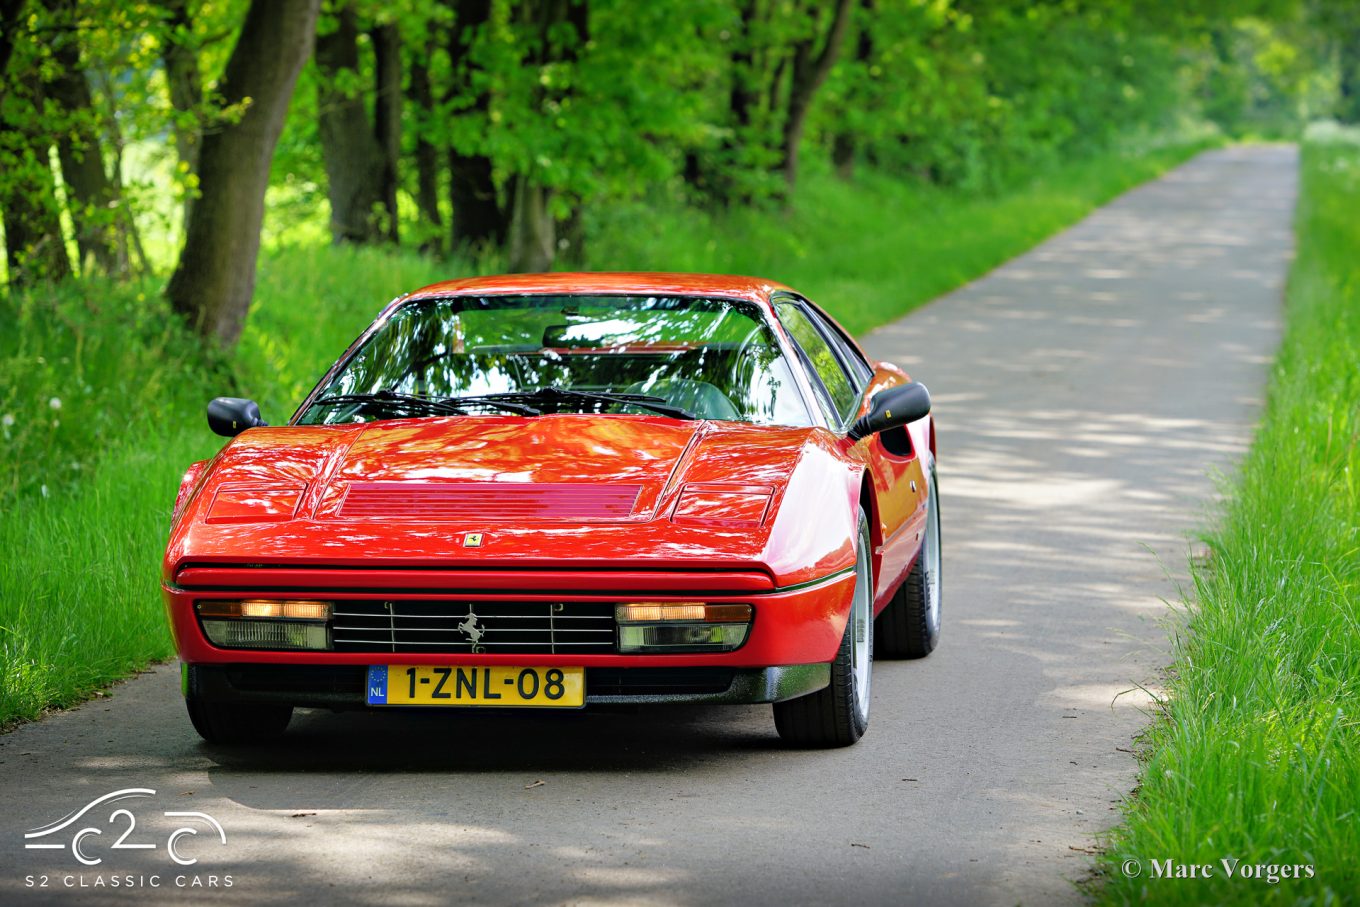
[[847, 382, 930, 442], [208, 397, 268, 437]]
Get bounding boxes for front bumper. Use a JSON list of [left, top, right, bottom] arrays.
[[162, 567, 856, 668], [184, 662, 830, 707]]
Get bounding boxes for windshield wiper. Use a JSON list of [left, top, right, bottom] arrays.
[[311, 388, 694, 420], [433, 394, 542, 416], [310, 390, 470, 417], [481, 387, 697, 420], [313, 390, 540, 417]]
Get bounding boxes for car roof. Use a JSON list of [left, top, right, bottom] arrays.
[[403, 272, 794, 309]]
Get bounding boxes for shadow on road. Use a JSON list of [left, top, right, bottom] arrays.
[[204, 703, 783, 780]]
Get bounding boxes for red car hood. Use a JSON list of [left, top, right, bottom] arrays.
[[165, 415, 859, 586]]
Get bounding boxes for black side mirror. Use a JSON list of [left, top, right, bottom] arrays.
[[208, 397, 268, 437], [847, 382, 930, 442]]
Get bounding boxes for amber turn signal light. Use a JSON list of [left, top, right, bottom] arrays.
[[196, 599, 332, 620], [615, 602, 753, 653], [615, 602, 752, 623]]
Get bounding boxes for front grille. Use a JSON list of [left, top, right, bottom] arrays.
[[330, 600, 617, 654]]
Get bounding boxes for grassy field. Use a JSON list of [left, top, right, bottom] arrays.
[[0, 135, 1215, 727], [1095, 125, 1360, 903]]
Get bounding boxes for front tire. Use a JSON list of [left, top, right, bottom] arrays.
[[774, 510, 873, 748], [875, 464, 941, 659], [186, 696, 292, 744]]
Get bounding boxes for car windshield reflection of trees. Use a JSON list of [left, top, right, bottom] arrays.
[[298, 295, 811, 426]]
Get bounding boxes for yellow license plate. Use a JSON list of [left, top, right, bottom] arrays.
[[366, 665, 584, 708]]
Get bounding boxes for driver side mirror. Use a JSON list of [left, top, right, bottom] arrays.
[[208, 397, 268, 438], [847, 382, 930, 442]]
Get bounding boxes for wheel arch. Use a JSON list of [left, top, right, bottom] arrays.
[[856, 468, 889, 613]]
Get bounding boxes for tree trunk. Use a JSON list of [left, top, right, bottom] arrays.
[[39, 0, 120, 276], [25, 0, 117, 276], [315, 1, 387, 244], [831, 132, 856, 179], [450, 149, 503, 249], [48, 68, 118, 275], [780, 0, 854, 188], [503, 0, 587, 269], [372, 22, 401, 243], [1, 137, 73, 288], [729, 0, 759, 140], [447, 0, 503, 250], [506, 178, 554, 273], [1, 73, 72, 287], [91, 67, 147, 276], [409, 41, 443, 253], [166, 0, 320, 347], [160, 0, 203, 228], [831, 0, 873, 180], [1339, 24, 1360, 124], [559, 204, 585, 267], [699, 0, 761, 203], [0, 0, 25, 87]]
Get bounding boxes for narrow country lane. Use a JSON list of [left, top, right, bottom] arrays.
[[0, 145, 1296, 906]]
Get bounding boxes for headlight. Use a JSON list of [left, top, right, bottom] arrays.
[[615, 602, 753, 653], [196, 599, 332, 650]]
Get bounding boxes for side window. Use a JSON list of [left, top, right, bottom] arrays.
[[776, 301, 860, 425], [802, 303, 873, 389]]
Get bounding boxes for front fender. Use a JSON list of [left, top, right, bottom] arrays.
[[761, 429, 863, 589], [172, 460, 211, 525]]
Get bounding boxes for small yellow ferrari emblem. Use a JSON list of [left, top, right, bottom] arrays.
[[463, 533, 484, 548]]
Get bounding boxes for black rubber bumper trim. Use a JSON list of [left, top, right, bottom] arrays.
[[185, 663, 831, 708]]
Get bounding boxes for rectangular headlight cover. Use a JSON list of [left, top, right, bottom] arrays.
[[200, 619, 329, 650], [197, 599, 332, 651], [615, 602, 752, 653]]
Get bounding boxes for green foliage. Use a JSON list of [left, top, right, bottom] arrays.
[[4, 0, 1340, 293], [1095, 123, 1360, 905], [0, 278, 220, 503], [1190, 14, 1339, 137], [817, 0, 1189, 190]]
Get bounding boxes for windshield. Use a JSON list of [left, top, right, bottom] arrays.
[[296, 295, 813, 426]]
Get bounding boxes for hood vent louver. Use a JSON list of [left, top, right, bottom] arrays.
[[338, 482, 642, 521]]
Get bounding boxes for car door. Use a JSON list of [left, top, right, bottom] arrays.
[[773, 296, 924, 605]]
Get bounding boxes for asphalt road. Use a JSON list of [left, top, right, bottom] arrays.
[[0, 145, 1297, 906]]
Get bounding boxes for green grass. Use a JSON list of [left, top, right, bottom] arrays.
[[0, 133, 1215, 727], [0, 246, 457, 725], [1095, 124, 1360, 903]]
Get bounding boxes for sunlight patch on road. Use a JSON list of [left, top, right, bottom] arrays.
[[1043, 682, 1161, 712]]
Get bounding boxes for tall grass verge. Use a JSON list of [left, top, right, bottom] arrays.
[[0, 246, 455, 724], [1096, 124, 1360, 903], [1, 136, 1215, 726]]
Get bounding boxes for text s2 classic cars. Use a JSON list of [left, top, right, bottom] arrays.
[[163, 272, 941, 748]]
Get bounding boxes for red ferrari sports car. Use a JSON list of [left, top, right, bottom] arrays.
[[163, 273, 940, 748]]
